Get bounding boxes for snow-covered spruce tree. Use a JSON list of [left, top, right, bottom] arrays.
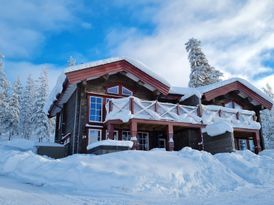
[[21, 75, 35, 139], [261, 84, 274, 149], [32, 69, 50, 142], [7, 80, 20, 139], [185, 38, 223, 87], [0, 55, 10, 135]]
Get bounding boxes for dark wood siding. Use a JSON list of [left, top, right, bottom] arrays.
[[203, 132, 234, 154]]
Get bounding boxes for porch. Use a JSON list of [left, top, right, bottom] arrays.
[[101, 96, 261, 153]]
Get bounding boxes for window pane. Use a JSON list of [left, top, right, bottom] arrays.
[[107, 86, 119, 94], [234, 103, 242, 109], [88, 129, 101, 144], [224, 101, 233, 108], [122, 86, 133, 96], [89, 96, 103, 122]]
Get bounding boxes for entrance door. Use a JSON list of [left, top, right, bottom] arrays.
[[138, 132, 149, 150]]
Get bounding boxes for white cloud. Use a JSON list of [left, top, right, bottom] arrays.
[[108, 0, 274, 90], [0, 0, 81, 58], [4, 61, 61, 91]]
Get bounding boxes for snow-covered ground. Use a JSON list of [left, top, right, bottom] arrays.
[[0, 139, 274, 205]]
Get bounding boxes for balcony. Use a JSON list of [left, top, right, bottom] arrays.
[[105, 97, 261, 130]]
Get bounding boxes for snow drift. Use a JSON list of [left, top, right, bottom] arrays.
[[1, 142, 274, 199]]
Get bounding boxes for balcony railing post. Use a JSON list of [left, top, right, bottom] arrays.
[[130, 97, 134, 114], [109, 100, 113, 112]]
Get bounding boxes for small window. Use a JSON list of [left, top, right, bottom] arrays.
[[122, 86, 133, 96], [88, 129, 102, 144], [107, 86, 119, 94], [234, 103, 242, 109], [224, 101, 233, 108]]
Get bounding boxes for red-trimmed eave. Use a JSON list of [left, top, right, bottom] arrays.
[[202, 81, 273, 110], [65, 60, 170, 95]]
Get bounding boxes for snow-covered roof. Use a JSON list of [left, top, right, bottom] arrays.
[[197, 78, 273, 103], [87, 140, 133, 150], [45, 57, 170, 115], [65, 57, 170, 86], [169, 86, 202, 101], [168, 78, 273, 105]]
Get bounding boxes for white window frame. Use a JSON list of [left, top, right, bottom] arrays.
[[88, 129, 102, 144], [138, 132, 149, 150], [107, 85, 119, 95], [89, 96, 103, 122]]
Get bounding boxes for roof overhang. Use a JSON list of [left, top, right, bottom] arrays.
[[46, 58, 170, 117], [199, 79, 273, 110]]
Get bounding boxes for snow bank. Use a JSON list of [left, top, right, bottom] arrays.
[[204, 120, 233, 136], [0, 139, 35, 151], [87, 140, 133, 150], [1, 145, 274, 198]]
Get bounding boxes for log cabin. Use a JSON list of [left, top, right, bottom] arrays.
[[45, 57, 273, 156]]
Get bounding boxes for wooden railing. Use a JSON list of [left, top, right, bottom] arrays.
[[105, 97, 261, 129]]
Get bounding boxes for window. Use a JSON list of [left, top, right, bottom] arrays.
[[122, 86, 133, 96], [107, 86, 119, 94], [224, 101, 234, 108], [138, 132, 149, 150], [122, 131, 131, 141], [89, 96, 103, 122], [234, 103, 242, 109], [239, 139, 247, 150], [158, 138, 166, 148], [224, 101, 242, 109], [88, 129, 102, 144], [106, 130, 119, 140], [106, 85, 133, 96]]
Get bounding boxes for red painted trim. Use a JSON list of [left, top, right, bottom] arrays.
[[203, 81, 272, 110], [66, 60, 170, 95]]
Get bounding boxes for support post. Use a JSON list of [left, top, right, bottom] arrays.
[[254, 130, 261, 154], [107, 123, 114, 140], [198, 128, 204, 151], [167, 124, 174, 151], [130, 120, 139, 150]]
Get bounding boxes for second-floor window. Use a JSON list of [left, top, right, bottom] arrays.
[[89, 96, 103, 122], [106, 85, 133, 96], [224, 101, 243, 109]]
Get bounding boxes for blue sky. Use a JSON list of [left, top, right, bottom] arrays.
[[1, 0, 274, 90]]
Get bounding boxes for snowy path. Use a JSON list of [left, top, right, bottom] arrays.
[[0, 175, 273, 205]]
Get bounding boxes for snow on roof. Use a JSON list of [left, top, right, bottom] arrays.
[[45, 57, 171, 114], [203, 120, 233, 137], [169, 78, 273, 104], [87, 140, 133, 150], [65, 57, 170, 86], [169, 86, 201, 101], [197, 78, 273, 103], [44, 71, 66, 113]]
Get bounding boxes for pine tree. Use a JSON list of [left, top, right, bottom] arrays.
[[7, 80, 20, 139], [0, 55, 10, 135], [32, 69, 50, 142], [21, 75, 35, 139], [185, 38, 223, 87], [261, 84, 274, 149]]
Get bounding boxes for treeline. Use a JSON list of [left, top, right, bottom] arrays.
[[0, 61, 54, 142]]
